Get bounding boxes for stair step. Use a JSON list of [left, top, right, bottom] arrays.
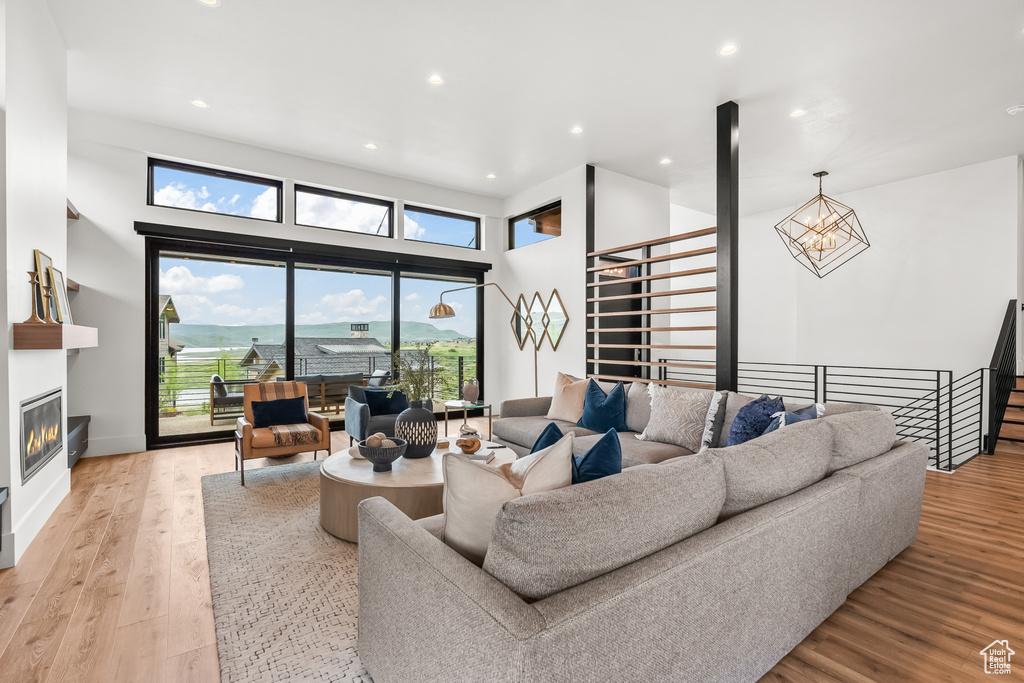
[[998, 422, 1024, 440]]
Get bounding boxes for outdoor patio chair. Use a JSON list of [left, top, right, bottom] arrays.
[[209, 374, 245, 425]]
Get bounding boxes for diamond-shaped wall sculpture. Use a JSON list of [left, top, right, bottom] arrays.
[[545, 290, 568, 350], [509, 294, 531, 350], [774, 192, 869, 278], [528, 293, 547, 347]]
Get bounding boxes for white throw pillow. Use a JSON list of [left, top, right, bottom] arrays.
[[700, 391, 725, 450], [441, 433, 574, 564], [637, 385, 714, 452], [546, 372, 589, 422]]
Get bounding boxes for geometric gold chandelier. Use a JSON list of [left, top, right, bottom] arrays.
[[774, 171, 870, 278]]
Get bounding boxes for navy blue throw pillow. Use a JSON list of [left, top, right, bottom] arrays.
[[363, 389, 408, 416], [762, 404, 820, 436], [531, 422, 565, 454], [573, 429, 623, 484], [727, 395, 785, 446], [577, 380, 628, 433], [251, 396, 307, 428]]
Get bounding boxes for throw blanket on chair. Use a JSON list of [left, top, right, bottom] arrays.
[[269, 423, 322, 447]]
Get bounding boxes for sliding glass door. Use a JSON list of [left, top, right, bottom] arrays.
[[155, 251, 286, 439], [147, 240, 485, 447], [293, 264, 393, 422], [399, 272, 479, 405]]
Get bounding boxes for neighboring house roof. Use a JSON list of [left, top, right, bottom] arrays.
[[158, 295, 180, 324], [240, 337, 390, 379], [167, 338, 185, 354]]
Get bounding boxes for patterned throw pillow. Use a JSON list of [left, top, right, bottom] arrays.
[[637, 385, 714, 452], [762, 403, 824, 436], [726, 395, 785, 446]]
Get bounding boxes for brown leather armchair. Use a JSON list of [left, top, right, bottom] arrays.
[[234, 381, 331, 485]]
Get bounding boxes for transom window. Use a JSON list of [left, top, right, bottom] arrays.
[[509, 201, 561, 249], [148, 159, 282, 222], [404, 205, 480, 249], [295, 184, 393, 238]]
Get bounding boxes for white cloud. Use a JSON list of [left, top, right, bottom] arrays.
[[250, 187, 278, 220], [201, 202, 217, 212], [296, 311, 330, 325], [198, 186, 210, 200], [249, 302, 286, 325], [296, 192, 389, 234], [319, 289, 388, 318], [404, 292, 421, 302], [227, 194, 240, 206], [160, 266, 244, 295], [212, 303, 252, 318], [447, 301, 464, 315], [404, 216, 425, 240], [153, 182, 206, 211]]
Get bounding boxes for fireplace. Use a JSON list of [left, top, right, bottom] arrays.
[[21, 388, 62, 484]]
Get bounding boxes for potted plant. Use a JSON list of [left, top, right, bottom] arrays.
[[388, 345, 439, 459]]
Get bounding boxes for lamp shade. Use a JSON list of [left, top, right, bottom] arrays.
[[429, 302, 456, 319]]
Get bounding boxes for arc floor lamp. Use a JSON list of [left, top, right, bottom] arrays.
[[429, 282, 541, 397]]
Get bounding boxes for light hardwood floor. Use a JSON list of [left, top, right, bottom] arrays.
[[0, 425, 1020, 682]]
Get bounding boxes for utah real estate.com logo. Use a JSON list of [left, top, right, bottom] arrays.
[[980, 640, 1014, 675]]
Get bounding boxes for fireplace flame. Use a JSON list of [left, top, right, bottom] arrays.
[[26, 421, 60, 458]]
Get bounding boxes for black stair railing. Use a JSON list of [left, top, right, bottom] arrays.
[[986, 298, 1018, 454]]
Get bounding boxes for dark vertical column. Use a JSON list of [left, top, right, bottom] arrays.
[[285, 258, 296, 380], [716, 101, 739, 392], [144, 237, 157, 449], [475, 270, 485, 400], [585, 165, 596, 379], [391, 269, 402, 378]]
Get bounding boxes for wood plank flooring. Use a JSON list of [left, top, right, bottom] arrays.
[[0, 423, 1020, 682]]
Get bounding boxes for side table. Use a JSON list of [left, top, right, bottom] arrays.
[[444, 400, 492, 439]]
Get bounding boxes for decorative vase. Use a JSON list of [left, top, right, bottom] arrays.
[[395, 400, 438, 459], [462, 378, 479, 404]]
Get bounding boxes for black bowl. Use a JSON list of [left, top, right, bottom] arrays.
[[357, 438, 408, 472]]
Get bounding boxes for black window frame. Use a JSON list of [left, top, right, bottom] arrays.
[[508, 200, 562, 250], [147, 158, 284, 223], [294, 183, 395, 239], [403, 204, 482, 250]]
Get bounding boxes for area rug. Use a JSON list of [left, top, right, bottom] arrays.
[[201, 461, 372, 682]]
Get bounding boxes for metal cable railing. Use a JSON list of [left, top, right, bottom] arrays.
[[986, 299, 1018, 453]]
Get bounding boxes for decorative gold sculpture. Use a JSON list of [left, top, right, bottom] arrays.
[[41, 283, 56, 324]]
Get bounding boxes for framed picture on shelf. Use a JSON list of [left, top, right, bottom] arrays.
[[48, 267, 73, 324], [33, 250, 53, 320]]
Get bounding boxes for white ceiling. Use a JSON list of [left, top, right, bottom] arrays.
[[48, 0, 1024, 215]]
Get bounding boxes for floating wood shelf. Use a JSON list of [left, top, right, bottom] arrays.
[[66, 278, 80, 292], [14, 323, 97, 350], [67, 199, 80, 220]]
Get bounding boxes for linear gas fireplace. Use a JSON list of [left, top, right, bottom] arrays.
[[21, 388, 62, 484]]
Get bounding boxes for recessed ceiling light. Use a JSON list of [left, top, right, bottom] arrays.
[[485, 173, 496, 179], [660, 158, 672, 165], [719, 44, 738, 56], [191, 99, 208, 108], [427, 74, 445, 86], [569, 126, 583, 134], [196, 0, 220, 6], [790, 109, 807, 117], [364, 142, 378, 150], [1007, 105, 1024, 116]]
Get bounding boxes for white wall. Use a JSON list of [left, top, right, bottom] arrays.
[[738, 156, 1019, 378], [67, 111, 504, 457], [1, 0, 70, 567], [593, 168, 668, 251], [496, 166, 587, 402]]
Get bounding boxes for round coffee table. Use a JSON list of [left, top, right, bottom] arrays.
[[319, 444, 514, 542]]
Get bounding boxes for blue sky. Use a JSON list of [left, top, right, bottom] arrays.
[[152, 166, 277, 219], [159, 257, 478, 338]]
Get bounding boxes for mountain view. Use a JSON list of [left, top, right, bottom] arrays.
[[169, 321, 467, 349]]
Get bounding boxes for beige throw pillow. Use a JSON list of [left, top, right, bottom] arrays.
[[637, 385, 714, 452], [441, 433, 574, 564], [546, 372, 589, 422]]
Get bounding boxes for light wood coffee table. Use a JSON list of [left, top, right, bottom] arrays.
[[319, 442, 514, 542]]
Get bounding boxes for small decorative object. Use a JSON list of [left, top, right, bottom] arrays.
[[456, 436, 482, 454], [437, 439, 450, 450], [462, 378, 479, 403], [48, 267, 73, 324], [23, 272, 44, 324], [774, 171, 870, 278], [459, 424, 480, 439], [33, 250, 53, 321], [389, 345, 440, 459], [357, 437, 408, 472], [41, 283, 56, 324]]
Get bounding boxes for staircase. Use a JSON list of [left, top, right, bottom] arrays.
[[998, 376, 1024, 444]]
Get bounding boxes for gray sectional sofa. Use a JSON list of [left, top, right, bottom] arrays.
[[357, 398, 929, 682]]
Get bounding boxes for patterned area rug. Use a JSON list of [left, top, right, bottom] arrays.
[[201, 461, 372, 682]]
